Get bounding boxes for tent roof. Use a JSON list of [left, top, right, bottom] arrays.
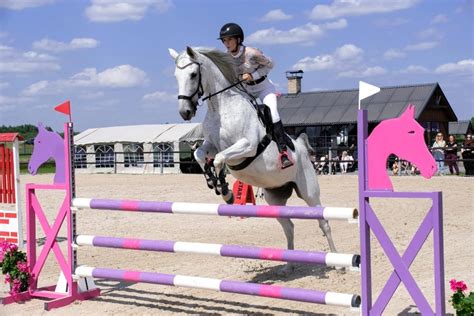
[[74, 123, 203, 145]]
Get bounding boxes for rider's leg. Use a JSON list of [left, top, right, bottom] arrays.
[[261, 90, 294, 169]]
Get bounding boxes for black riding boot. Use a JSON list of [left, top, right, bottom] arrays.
[[272, 120, 294, 169]]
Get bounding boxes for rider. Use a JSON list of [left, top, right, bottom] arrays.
[[218, 22, 293, 169]]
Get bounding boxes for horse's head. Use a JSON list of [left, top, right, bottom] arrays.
[[28, 123, 63, 176], [367, 104, 437, 190], [169, 47, 203, 120], [390, 105, 437, 179]]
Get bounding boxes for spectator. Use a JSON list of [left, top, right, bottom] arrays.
[[461, 133, 473, 176], [392, 159, 399, 176], [340, 151, 354, 174], [445, 135, 459, 175], [315, 155, 328, 175], [432, 133, 446, 175]]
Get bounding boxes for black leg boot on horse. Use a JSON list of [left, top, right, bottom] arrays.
[[272, 120, 294, 169]]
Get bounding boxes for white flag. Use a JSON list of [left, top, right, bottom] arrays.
[[359, 81, 380, 102]]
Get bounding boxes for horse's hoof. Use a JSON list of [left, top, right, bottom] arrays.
[[224, 193, 234, 204]]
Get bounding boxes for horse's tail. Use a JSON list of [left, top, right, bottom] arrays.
[[296, 133, 315, 156]]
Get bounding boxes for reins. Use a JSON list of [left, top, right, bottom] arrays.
[[202, 79, 246, 101]]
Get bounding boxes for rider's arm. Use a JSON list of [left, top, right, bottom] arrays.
[[246, 47, 274, 80]]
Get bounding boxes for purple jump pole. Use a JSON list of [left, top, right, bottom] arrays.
[[72, 198, 358, 221], [75, 235, 361, 268], [75, 266, 361, 308]]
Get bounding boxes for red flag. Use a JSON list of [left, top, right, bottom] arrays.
[[54, 100, 71, 115]]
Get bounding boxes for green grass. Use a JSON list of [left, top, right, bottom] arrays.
[[19, 162, 56, 175]]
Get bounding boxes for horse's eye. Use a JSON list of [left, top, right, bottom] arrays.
[[408, 130, 415, 134], [190, 72, 197, 79]]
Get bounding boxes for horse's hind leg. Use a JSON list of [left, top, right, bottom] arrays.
[[264, 184, 295, 276], [294, 156, 338, 255]]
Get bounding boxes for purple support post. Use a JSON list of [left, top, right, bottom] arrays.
[[358, 108, 445, 315], [432, 192, 445, 314], [358, 109, 372, 315]]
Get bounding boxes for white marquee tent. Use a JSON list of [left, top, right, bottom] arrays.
[[73, 123, 203, 174]]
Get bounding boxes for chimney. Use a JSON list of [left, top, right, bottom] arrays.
[[286, 70, 303, 94]]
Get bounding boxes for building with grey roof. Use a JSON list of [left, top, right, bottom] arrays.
[[278, 72, 458, 153]]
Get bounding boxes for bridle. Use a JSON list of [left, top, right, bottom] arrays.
[[175, 55, 247, 104], [176, 60, 203, 108]]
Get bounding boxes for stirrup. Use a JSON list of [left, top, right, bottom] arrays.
[[279, 152, 294, 169]]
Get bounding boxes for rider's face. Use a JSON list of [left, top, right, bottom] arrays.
[[222, 37, 238, 53]]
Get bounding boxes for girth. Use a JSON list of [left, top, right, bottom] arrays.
[[226, 134, 272, 171]]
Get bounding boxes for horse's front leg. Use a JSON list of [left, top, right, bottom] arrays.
[[213, 138, 257, 204], [194, 140, 218, 190], [213, 138, 257, 175]]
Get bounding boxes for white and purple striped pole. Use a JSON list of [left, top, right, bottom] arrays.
[[72, 198, 358, 221], [75, 266, 361, 308], [75, 235, 360, 268]]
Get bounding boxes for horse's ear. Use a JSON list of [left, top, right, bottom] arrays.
[[168, 48, 179, 60], [186, 46, 196, 59], [401, 104, 415, 119], [37, 122, 44, 129]]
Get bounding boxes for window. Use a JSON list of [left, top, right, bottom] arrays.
[[74, 146, 87, 169], [153, 143, 174, 168], [95, 144, 115, 168], [123, 143, 144, 168]]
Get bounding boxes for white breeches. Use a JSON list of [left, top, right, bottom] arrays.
[[245, 78, 280, 123]]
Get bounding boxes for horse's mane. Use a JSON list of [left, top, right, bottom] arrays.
[[194, 47, 239, 85]]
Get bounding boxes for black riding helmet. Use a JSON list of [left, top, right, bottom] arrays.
[[218, 23, 244, 43]]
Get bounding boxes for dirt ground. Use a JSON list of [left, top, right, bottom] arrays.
[[1, 173, 473, 315]]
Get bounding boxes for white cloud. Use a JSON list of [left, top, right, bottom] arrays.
[[322, 18, 348, 30], [33, 38, 100, 52], [373, 17, 409, 27], [338, 66, 387, 78], [0, 45, 60, 74], [85, 0, 173, 23], [22, 64, 148, 96], [384, 48, 406, 59], [293, 55, 336, 71], [142, 90, 175, 103], [96, 65, 148, 87], [246, 20, 346, 45], [431, 14, 448, 24], [260, 9, 292, 22], [293, 44, 363, 71], [435, 59, 474, 75], [405, 41, 439, 51], [0, 82, 10, 90], [0, 0, 54, 10], [79, 91, 105, 100], [334, 44, 363, 60], [310, 0, 420, 20], [417, 27, 443, 40], [399, 65, 429, 74], [0, 94, 34, 112]]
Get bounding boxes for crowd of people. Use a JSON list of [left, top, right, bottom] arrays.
[[312, 147, 355, 175], [430, 132, 473, 176], [309, 132, 473, 177]]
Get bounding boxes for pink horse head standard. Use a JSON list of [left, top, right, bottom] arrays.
[[28, 122, 65, 184], [367, 104, 437, 191]]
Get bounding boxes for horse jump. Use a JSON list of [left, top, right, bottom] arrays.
[[70, 198, 361, 308], [2, 103, 445, 315], [0, 133, 23, 246]]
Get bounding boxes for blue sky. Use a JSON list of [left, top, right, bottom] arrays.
[[0, 0, 472, 132]]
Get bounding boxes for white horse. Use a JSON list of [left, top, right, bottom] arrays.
[[169, 47, 337, 273]]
